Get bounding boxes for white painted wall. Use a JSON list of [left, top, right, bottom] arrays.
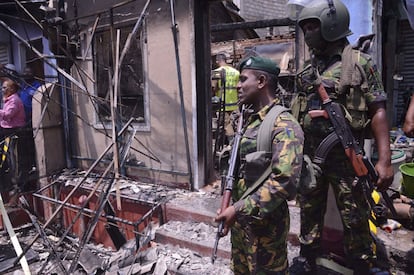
[[342, 0, 373, 45], [71, 0, 197, 188]]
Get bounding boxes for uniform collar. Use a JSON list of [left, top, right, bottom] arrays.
[[312, 42, 346, 71], [257, 98, 280, 121]]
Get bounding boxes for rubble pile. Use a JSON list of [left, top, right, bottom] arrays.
[[54, 169, 184, 204], [6, 168, 413, 274], [0, 170, 233, 274], [156, 244, 231, 274], [159, 220, 231, 249], [0, 226, 115, 274], [0, 226, 232, 274], [157, 215, 300, 268], [104, 237, 230, 275]]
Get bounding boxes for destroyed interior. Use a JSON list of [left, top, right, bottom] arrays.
[[0, 0, 413, 274]]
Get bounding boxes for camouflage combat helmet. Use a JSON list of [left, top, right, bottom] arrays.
[[297, 0, 352, 42]]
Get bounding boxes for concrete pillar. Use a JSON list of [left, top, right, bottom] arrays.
[[32, 82, 66, 220]]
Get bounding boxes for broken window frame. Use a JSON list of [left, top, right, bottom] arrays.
[[0, 44, 10, 65], [92, 19, 149, 131]]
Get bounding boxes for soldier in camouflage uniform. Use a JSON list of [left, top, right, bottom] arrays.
[[291, 0, 394, 274], [215, 56, 304, 274]]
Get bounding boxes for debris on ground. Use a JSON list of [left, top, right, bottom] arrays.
[[0, 225, 232, 274], [0, 169, 412, 274]]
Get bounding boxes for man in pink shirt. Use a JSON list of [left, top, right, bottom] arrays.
[[0, 78, 26, 133], [0, 78, 26, 206]]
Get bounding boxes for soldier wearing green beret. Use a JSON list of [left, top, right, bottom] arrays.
[[215, 55, 304, 274]]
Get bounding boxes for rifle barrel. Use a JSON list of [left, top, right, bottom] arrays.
[[211, 105, 246, 263], [315, 77, 398, 221]]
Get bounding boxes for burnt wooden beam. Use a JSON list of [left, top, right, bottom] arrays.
[[211, 18, 295, 32]]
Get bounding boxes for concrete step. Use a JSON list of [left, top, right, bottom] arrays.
[[163, 191, 301, 243], [163, 192, 219, 225], [157, 190, 301, 262], [159, 189, 414, 274], [155, 220, 231, 259], [157, 192, 231, 263]]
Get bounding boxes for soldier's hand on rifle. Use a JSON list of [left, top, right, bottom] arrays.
[[214, 205, 236, 236], [374, 161, 394, 191]]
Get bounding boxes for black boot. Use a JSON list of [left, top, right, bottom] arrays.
[[352, 261, 370, 275], [289, 256, 317, 275], [369, 267, 391, 275]]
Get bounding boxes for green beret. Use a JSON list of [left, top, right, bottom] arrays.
[[239, 56, 280, 76]]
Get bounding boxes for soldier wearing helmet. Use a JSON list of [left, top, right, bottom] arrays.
[[291, 0, 393, 274], [298, 0, 352, 43]]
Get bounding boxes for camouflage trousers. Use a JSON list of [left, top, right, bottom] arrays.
[[297, 159, 375, 264], [231, 201, 289, 275]]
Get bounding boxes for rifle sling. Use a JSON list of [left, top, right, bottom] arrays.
[[312, 127, 398, 218], [240, 105, 288, 201], [240, 165, 271, 200], [241, 130, 338, 202]]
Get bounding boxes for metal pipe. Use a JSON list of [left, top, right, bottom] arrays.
[[14, 140, 114, 265], [13, 0, 44, 30], [120, 129, 137, 167], [61, 0, 137, 23], [14, 118, 135, 265], [68, 118, 136, 270], [82, 15, 100, 61], [33, 83, 56, 138], [0, 19, 86, 92], [118, 0, 151, 68], [169, 0, 193, 189], [68, 174, 121, 271], [111, 32, 122, 209], [131, 200, 163, 252], [19, 197, 68, 275], [57, 159, 114, 246], [71, 155, 191, 177], [211, 18, 295, 32], [36, 179, 60, 194], [0, 1, 46, 5], [60, 75, 73, 168], [33, 193, 136, 226], [0, 13, 37, 24], [108, 2, 150, 178], [93, 15, 142, 32], [0, 193, 31, 274]]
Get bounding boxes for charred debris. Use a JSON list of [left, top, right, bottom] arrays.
[[0, 0, 297, 274]]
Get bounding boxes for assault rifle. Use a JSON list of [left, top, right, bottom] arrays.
[[309, 68, 397, 218], [212, 104, 246, 264]]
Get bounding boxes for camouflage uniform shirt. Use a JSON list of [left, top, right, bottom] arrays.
[[295, 44, 388, 265], [231, 99, 304, 274], [296, 46, 387, 159]]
